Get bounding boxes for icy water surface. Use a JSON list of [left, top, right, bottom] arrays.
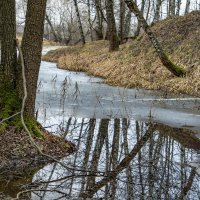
[[1, 47, 200, 199]]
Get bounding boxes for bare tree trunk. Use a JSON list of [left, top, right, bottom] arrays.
[[80, 118, 96, 192], [85, 119, 109, 191], [45, 14, 60, 42], [178, 168, 196, 200], [176, 0, 182, 15], [0, 0, 17, 85], [154, 0, 162, 21], [136, 122, 145, 200], [185, 0, 190, 15], [135, 0, 145, 37], [106, 0, 119, 51], [169, 0, 176, 16], [21, 0, 47, 116], [123, 119, 134, 200], [124, 0, 186, 77], [73, 0, 85, 45], [110, 118, 120, 200], [87, 0, 93, 41], [94, 0, 104, 40], [124, 11, 132, 38], [119, 0, 126, 43], [0, 1, 3, 47]]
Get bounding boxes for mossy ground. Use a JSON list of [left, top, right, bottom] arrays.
[[43, 11, 200, 96]]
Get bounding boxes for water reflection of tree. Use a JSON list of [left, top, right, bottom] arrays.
[[20, 118, 200, 199]]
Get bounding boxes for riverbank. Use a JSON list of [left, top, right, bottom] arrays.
[[43, 11, 200, 97], [0, 126, 74, 181]]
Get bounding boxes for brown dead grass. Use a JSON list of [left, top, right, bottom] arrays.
[[43, 11, 200, 96]]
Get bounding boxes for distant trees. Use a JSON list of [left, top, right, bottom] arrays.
[[124, 0, 186, 76]]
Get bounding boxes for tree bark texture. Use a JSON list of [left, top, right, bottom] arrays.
[[124, 0, 186, 77], [106, 0, 119, 51], [21, 0, 47, 116], [0, 0, 17, 84]]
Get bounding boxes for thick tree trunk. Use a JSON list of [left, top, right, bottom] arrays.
[[0, 0, 17, 85], [0, 1, 3, 45], [73, 0, 85, 45], [106, 0, 119, 51], [124, 0, 186, 77], [21, 0, 47, 116]]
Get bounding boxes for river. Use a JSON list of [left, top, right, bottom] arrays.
[[1, 47, 200, 199]]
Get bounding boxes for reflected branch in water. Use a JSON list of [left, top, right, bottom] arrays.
[[178, 167, 196, 200], [79, 123, 155, 198], [86, 119, 110, 191]]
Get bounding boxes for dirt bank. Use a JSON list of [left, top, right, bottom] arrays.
[[43, 11, 200, 97], [0, 127, 75, 181]]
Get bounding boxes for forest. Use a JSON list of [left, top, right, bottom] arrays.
[[0, 0, 200, 199]]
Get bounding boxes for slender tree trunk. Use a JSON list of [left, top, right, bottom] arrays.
[[110, 118, 120, 200], [124, 0, 186, 77], [85, 119, 109, 191], [119, 0, 125, 44], [178, 168, 196, 200], [94, 0, 104, 40], [135, 0, 145, 37], [169, 0, 176, 16], [154, 0, 162, 21], [73, 0, 85, 45], [80, 118, 96, 192], [0, 0, 17, 85], [106, 0, 119, 51], [21, 0, 47, 116], [45, 14, 60, 42], [124, 11, 132, 38], [123, 119, 134, 199], [176, 0, 182, 15], [185, 0, 190, 14], [87, 0, 93, 41]]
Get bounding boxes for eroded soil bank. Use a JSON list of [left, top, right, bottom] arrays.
[[43, 11, 200, 97], [0, 127, 74, 182]]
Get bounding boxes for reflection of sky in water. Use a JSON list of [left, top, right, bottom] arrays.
[[36, 61, 200, 133], [32, 118, 200, 200], [31, 58, 200, 199]]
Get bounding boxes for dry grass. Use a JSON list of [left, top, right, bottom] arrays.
[[43, 11, 200, 96]]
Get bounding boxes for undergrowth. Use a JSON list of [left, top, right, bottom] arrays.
[[0, 82, 44, 138]]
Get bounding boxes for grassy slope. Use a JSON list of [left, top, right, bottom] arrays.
[[43, 11, 200, 96]]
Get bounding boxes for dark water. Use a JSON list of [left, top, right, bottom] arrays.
[[0, 58, 200, 199]]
